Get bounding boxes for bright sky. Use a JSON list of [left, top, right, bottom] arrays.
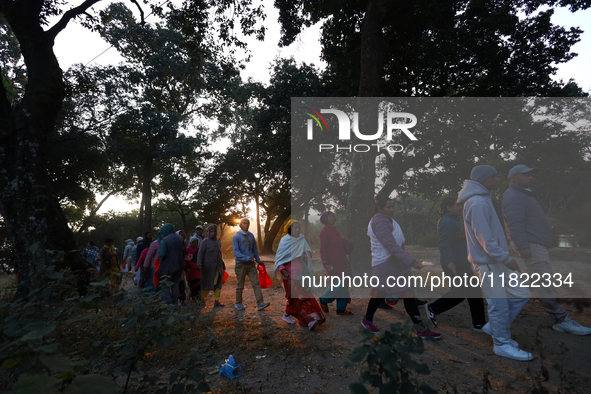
[[51, 1, 591, 214]]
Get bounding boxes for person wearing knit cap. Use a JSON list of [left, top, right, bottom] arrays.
[[232, 218, 270, 311], [318, 211, 353, 315], [458, 165, 533, 361], [502, 165, 591, 336]]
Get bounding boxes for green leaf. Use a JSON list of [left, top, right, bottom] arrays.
[[10, 374, 58, 394], [122, 316, 138, 330], [156, 335, 173, 347], [349, 346, 367, 362], [90, 279, 110, 287], [166, 316, 175, 326], [169, 371, 179, 385], [349, 382, 369, 394], [35, 343, 59, 353], [39, 355, 76, 372], [222, 328, 234, 334], [187, 369, 203, 382], [171, 383, 185, 394], [20, 324, 56, 341], [116, 298, 128, 308], [144, 320, 161, 328], [29, 243, 39, 255], [65, 315, 96, 324], [2, 358, 20, 368], [64, 374, 119, 394], [197, 381, 211, 392], [81, 294, 100, 302]]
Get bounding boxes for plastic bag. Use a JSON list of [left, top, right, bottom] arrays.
[[219, 355, 242, 379], [257, 264, 273, 289], [222, 270, 229, 284]]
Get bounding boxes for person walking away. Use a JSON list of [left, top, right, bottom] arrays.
[[502, 164, 590, 335], [361, 196, 440, 339], [83, 241, 100, 270], [197, 224, 226, 307], [131, 236, 142, 285], [98, 238, 119, 290], [157, 224, 184, 305], [424, 197, 487, 331], [274, 220, 326, 331], [122, 239, 135, 274], [185, 236, 202, 300], [233, 218, 270, 311], [318, 211, 353, 315], [458, 165, 533, 361]]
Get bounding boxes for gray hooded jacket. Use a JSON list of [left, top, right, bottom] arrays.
[[458, 180, 512, 265]]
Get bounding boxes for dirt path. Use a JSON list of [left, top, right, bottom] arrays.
[[117, 247, 591, 393]]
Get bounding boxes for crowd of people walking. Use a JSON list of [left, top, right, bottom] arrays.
[[81, 163, 590, 362]]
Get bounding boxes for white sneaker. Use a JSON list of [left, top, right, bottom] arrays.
[[553, 316, 591, 336], [493, 344, 533, 361], [482, 322, 519, 348]]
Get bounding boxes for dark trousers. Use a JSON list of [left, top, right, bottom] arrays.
[[365, 295, 422, 324], [429, 263, 486, 327]]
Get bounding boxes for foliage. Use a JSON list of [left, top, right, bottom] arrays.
[[0, 244, 211, 393], [346, 323, 436, 394]]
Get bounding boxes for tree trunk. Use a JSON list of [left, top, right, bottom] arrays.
[[255, 194, 262, 249], [0, 6, 89, 298], [141, 156, 153, 232], [138, 190, 144, 235], [261, 207, 290, 254], [345, 0, 387, 275]]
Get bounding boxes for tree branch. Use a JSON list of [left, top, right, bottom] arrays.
[[47, 0, 103, 40], [129, 0, 145, 25]]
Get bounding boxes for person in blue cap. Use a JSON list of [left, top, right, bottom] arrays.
[[458, 165, 533, 361], [502, 164, 591, 336]]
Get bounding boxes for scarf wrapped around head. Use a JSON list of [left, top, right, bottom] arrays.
[[320, 211, 332, 225], [281, 219, 299, 237], [157, 223, 175, 259], [206, 224, 218, 239]]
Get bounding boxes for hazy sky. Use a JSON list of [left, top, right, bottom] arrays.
[[51, 2, 591, 214]]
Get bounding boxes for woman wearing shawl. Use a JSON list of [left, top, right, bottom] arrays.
[[361, 195, 441, 339], [98, 237, 119, 290], [197, 224, 226, 307], [142, 224, 176, 290], [318, 211, 353, 315], [274, 220, 325, 331], [185, 236, 202, 300]]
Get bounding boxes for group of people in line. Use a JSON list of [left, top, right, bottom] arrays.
[[81, 163, 590, 362], [360, 164, 590, 362]]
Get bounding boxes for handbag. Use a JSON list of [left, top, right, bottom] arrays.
[[257, 264, 273, 289]]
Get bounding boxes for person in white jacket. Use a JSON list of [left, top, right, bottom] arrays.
[[458, 165, 532, 361]]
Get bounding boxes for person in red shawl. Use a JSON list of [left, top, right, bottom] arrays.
[[274, 220, 326, 331], [318, 211, 353, 315]]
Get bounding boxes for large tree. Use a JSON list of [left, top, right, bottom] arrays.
[[276, 0, 590, 271], [0, 0, 265, 297]]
